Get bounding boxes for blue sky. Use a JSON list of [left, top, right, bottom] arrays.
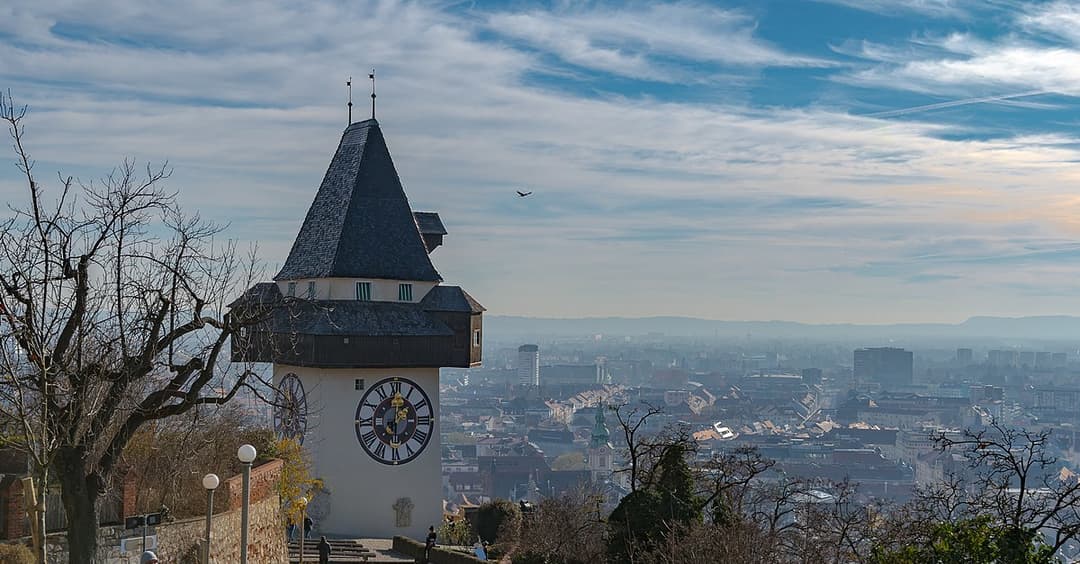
[[3, 0, 1080, 323]]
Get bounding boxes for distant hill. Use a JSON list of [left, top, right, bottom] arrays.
[[484, 315, 1080, 341]]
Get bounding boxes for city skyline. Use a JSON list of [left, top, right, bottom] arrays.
[[4, 0, 1080, 323]]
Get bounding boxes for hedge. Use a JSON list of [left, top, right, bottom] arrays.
[[392, 536, 487, 564]]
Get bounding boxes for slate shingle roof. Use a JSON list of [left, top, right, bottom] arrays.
[[413, 212, 447, 236], [420, 285, 486, 313], [275, 119, 441, 282], [269, 300, 454, 337]]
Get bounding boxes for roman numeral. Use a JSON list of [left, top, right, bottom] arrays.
[[357, 417, 372, 427], [414, 398, 428, 411], [361, 431, 377, 448], [374, 386, 388, 400], [405, 386, 414, 400], [392, 447, 401, 462], [363, 402, 377, 410], [416, 415, 431, 426], [406, 442, 415, 457], [413, 429, 429, 445], [390, 381, 402, 394], [374, 442, 387, 459]]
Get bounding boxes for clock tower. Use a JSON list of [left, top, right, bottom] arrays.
[[231, 118, 483, 539]]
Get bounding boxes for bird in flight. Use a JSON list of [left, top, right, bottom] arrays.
[[517, 190, 533, 198]]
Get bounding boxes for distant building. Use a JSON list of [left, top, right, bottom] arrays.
[[854, 347, 913, 388], [1053, 352, 1068, 368], [988, 349, 1017, 367], [518, 344, 540, 386], [1019, 351, 1035, 367], [956, 348, 973, 365], [587, 403, 614, 483], [801, 367, 823, 386], [1035, 351, 1053, 369]]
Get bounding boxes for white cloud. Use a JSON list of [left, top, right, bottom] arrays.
[[486, 3, 830, 81], [814, 0, 970, 17], [3, 0, 1080, 322]]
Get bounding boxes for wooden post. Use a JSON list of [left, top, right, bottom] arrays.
[[20, 477, 42, 564]]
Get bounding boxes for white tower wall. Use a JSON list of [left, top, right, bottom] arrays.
[[277, 365, 442, 540]]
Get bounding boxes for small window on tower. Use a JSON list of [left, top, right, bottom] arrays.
[[474, 329, 481, 346], [287, 282, 296, 297], [307, 281, 316, 299], [398, 283, 413, 301], [356, 281, 372, 301], [355, 378, 364, 390]]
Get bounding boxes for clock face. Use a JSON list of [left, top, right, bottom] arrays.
[[354, 377, 434, 465], [274, 373, 308, 444]]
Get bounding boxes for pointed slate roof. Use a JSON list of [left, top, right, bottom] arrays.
[[275, 119, 441, 282]]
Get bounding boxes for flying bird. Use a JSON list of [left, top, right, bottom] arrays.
[[517, 190, 533, 198]]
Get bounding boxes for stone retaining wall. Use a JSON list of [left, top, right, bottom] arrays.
[[38, 460, 287, 563]]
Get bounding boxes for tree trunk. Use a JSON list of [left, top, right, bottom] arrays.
[[56, 448, 102, 564]]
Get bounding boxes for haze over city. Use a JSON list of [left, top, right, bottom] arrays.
[[4, 0, 1080, 323]]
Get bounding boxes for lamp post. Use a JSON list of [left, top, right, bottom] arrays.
[[202, 473, 220, 564], [237, 444, 257, 564], [298, 496, 309, 564]]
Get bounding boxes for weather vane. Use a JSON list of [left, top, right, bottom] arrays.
[[347, 76, 353, 125], [369, 69, 376, 119]]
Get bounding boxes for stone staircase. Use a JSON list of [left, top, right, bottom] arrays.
[[287, 538, 413, 563]]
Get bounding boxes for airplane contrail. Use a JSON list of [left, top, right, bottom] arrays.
[[866, 90, 1049, 118]]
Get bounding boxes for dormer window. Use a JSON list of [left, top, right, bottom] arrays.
[[287, 282, 296, 297], [307, 281, 316, 299], [398, 283, 413, 302], [356, 281, 372, 301]]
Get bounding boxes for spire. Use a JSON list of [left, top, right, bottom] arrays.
[[275, 120, 441, 282], [591, 401, 610, 449], [369, 69, 376, 120], [347, 76, 353, 125]]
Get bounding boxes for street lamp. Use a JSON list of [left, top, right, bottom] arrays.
[[202, 473, 220, 564], [298, 496, 309, 564], [237, 444, 257, 564]]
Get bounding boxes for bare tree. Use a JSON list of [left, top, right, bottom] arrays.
[[934, 420, 1080, 556], [0, 93, 272, 561], [610, 401, 664, 493]]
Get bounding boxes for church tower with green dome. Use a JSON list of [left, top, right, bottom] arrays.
[[587, 403, 614, 483]]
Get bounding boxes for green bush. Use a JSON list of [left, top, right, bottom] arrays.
[[0, 543, 34, 564], [475, 499, 522, 545], [439, 518, 475, 546]]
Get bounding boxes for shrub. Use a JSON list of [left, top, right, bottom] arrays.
[[475, 499, 522, 545], [439, 518, 475, 546], [0, 543, 34, 564]]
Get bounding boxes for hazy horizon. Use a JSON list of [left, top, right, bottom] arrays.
[[4, 0, 1080, 323]]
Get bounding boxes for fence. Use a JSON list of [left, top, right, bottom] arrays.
[[44, 489, 123, 532]]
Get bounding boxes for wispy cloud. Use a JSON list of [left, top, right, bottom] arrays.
[[486, 4, 831, 82], [3, 0, 1080, 322], [814, 0, 971, 17]]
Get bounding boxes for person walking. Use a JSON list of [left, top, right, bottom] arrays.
[[424, 525, 437, 563], [303, 515, 314, 539], [318, 535, 332, 564], [140, 551, 159, 564]]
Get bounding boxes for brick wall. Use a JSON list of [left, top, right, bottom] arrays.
[[225, 458, 283, 510], [2, 479, 26, 540]]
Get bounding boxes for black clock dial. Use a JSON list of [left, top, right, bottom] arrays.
[[274, 373, 308, 444], [354, 377, 433, 465]]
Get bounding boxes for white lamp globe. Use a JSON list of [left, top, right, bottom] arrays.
[[202, 473, 220, 490], [299, 496, 308, 507], [237, 444, 257, 464]]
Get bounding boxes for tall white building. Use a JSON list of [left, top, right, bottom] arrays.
[[518, 344, 539, 386]]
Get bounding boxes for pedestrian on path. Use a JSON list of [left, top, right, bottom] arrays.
[[318, 536, 332, 564], [424, 525, 437, 562], [304, 515, 314, 539]]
